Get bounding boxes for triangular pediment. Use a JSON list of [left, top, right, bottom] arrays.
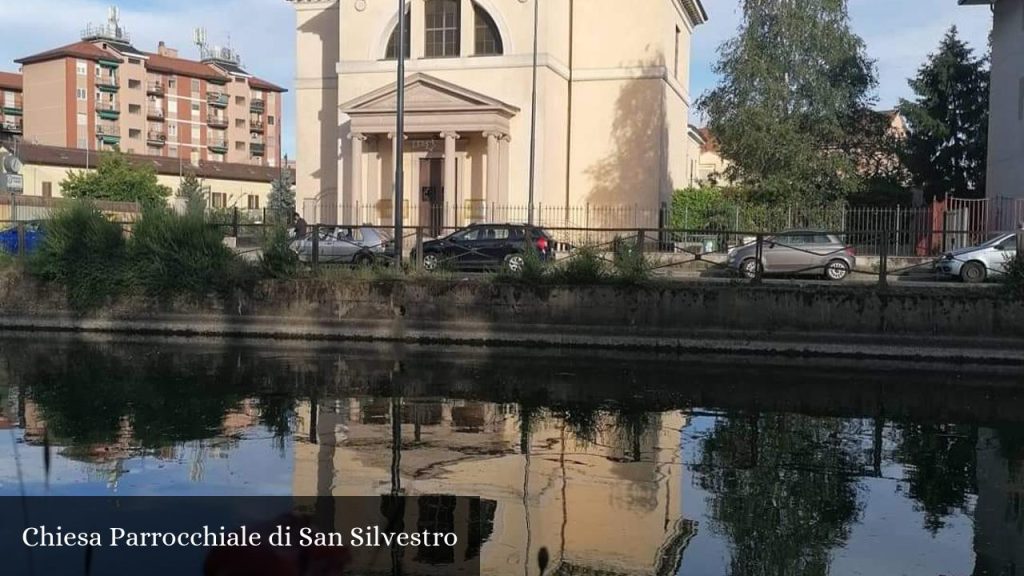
[[341, 73, 519, 117]]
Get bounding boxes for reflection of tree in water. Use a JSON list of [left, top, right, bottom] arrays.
[[891, 423, 978, 534], [693, 413, 864, 575]]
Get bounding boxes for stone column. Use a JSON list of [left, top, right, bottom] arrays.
[[441, 131, 460, 226], [498, 134, 511, 204], [485, 131, 501, 206], [349, 132, 367, 224]]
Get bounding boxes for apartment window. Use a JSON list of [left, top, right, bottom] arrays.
[[674, 27, 682, 79], [169, 145, 179, 155], [76, 88, 87, 101], [168, 124, 178, 137], [42, 182, 53, 199], [247, 195, 260, 210], [235, 96, 245, 105], [235, 141, 245, 151], [168, 77, 177, 89], [77, 138, 87, 149], [191, 126, 200, 140], [76, 60, 87, 75], [425, 0, 460, 58], [268, 116, 275, 126], [235, 119, 245, 128], [128, 79, 141, 89], [95, 66, 101, 79], [2, 91, 13, 107], [77, 113, 87, 125], [211, 192, 227, 209], [129, 58, 141, 65], [191, 78, 200, 93], [128, 104, 141, 115], [190, 150, 200, 165], [385, 8, 412, 60], [474, 4, 503, 56], [129, 128, 141, 139]]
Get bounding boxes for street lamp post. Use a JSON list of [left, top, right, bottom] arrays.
[[527, 0, 539, 225], [394, 0, 407, 265]]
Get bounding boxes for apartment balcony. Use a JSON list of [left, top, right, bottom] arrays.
[[250, 142, 265, 157], [208, 139, 228, 154], [146, 107, 165, 121], [96, 75, 120, 92], [1, 100, 22, 116], [207, 114, 229, 129], [207, 92, 229, 108], [0, 119, 23, 134], [249, 120, 265, 133], [146, 130, 167, 146], [96, 123, 121, 145], [96, 101, 120, 119], [146, 82, 165, 96], [250, 98, 265, 113]]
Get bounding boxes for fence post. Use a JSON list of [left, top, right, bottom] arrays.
[[415, 227, 424, 271], [16, 222, 25, 259], [753, 234, 764, 285], [311, 224, 320, 272], [1017, 227, 1024, 255], [636, 229, 645, 254], [232, 206, 240, 238], [878, 229, 889, 289]]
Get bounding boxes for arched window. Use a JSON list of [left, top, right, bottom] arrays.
[[424, 0, 460, 58], [385, 8, 411, 60], [473, 3, 503, 56]]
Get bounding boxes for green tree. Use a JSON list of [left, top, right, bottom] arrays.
[[898, 27, 989, 201], [176, 171, 206, 215], [698, 0, 878, 204], [61, 151, 171, 204], [267, 170, 295, 223]]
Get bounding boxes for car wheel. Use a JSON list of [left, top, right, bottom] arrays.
[[504, 253, 526, 273], [960, 261, 986, 284], [825, 259, 850, 281], [353, 253, 374, 267], [422, 254, 439, 272], [740, 258, 762, 279]]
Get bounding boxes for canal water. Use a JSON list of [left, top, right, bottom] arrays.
[[1, 334, 1022, 575]]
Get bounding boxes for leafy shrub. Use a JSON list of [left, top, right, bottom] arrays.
[[128, 206, 250, 298], [259, 226, 300, 279], [30, 202, 128, 310], [1005, 255, 1024, 298], [611, 236, 653, 284], [551, 245, 606, 284]]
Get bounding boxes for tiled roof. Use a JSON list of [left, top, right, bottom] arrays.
[[250, 76, 287, 93], [143, 52, 227, 82], [0, 72, 22, 91], [16, 41, 122, 65], [15, 143, 287, 184]]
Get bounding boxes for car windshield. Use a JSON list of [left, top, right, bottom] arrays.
[[979, 234, 1014, 248]]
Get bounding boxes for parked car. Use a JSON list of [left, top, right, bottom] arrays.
[[726, 230, 856, 281], [935, 233, 1017, 283], [0, 223, 44, 255], [412, 223, 554, 272], [290, 226, 392, 265]]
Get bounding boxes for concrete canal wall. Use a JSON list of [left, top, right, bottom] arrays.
[[1, 274, 1022, 360]]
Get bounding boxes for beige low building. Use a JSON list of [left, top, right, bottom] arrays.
[[961, 0, 1024, 200], [290, 0, 709, 227], [292, 398, 693, 576], [4, 142, 284, 218]]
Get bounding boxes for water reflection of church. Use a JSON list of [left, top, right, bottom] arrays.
[[292, 398, 695, 576]]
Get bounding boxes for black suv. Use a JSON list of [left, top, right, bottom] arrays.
[[413, 224, 554, 272]]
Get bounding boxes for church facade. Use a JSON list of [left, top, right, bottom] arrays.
[[290, 0, 708, 228]]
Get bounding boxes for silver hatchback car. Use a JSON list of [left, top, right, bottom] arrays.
[[291, 226, 392, 265], [727, 230, 856, 281], [935, 233, 1018, 283]]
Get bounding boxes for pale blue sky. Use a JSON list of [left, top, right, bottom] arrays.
[[0, 0, 995, 157]]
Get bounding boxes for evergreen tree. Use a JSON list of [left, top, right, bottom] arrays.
[[699, 0, 878, 204], [898, 27, 989, 201], [176, 171, 206, 214], [61, 151, 171, 205], [267, 167, 295, 222]]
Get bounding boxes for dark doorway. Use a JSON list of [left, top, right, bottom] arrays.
[[419, 157, 444, 237]]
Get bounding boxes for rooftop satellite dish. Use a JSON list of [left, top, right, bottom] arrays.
[[2, 154, 23, 174]]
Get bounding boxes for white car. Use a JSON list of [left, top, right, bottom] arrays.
[[290, 226, 392, 265], [935, 233, 1018, 283]]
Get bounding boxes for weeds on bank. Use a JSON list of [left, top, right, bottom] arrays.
[[1004, 255, 1024, 299], [258, 226, 301, 280]]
